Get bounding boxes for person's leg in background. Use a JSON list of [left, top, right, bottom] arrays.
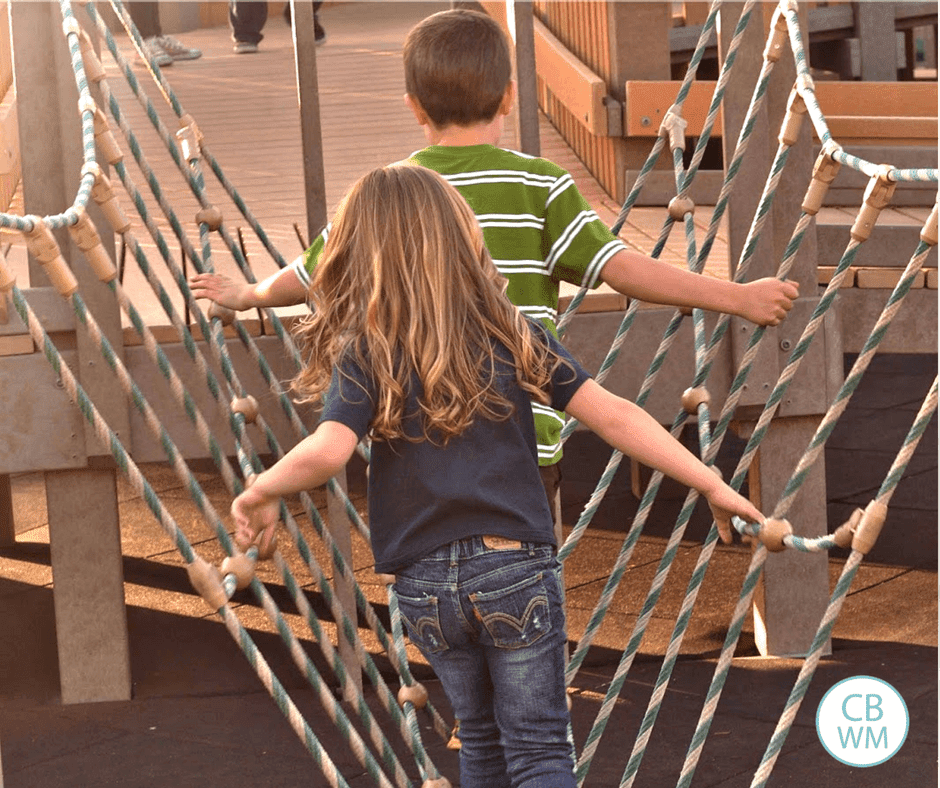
[[282, 1, 327, 45], [128, 1, 202, 65], [230, 1, 268, 53]]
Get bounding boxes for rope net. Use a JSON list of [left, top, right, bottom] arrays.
[[1, 1, 936, 786]]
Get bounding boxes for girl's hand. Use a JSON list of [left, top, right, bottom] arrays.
[[703, 481, 765, 545], [231, 486, 281, 553]]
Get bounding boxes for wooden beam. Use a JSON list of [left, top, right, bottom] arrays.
[[532, 16, 609, 136], [624, 80, 938, 141]]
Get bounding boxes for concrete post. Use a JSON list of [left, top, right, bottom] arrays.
[[291, 0, 361, 700], [10, 1, 131, 701], [509, 1, 540, 157], [717, 3, 831, 657], [856, 2, 898, 81], [0, 475, 13, 547]]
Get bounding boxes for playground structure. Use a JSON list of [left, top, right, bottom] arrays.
[[0, 2, 937, 787]]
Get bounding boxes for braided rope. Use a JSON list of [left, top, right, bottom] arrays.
[[750, 377, 937, 788], [5, 282, 358, 784], [675, 217, 933, 786]]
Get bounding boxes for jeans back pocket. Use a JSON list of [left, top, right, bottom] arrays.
[[393, 590, 448, 655], [470, 571, 552, 650]]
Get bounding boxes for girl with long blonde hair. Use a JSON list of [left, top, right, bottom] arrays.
[[232, 164, 764, 788]]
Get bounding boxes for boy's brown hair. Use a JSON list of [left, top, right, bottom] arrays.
[[403, 9, 512, 128]]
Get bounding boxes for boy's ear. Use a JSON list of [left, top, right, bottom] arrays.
[[404, 93, 430, 126], [498, 80, 516, 116]]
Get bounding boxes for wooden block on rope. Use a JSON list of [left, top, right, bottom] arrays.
[[927, 268, 938, 289], [817, 266, 856, 287], [855, 267, 925, 289]]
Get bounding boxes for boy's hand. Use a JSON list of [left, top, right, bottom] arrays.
[[231, 485, 281, 553], [703, 482, 765, 545], [739, 278, 799, 326], [189, 272, 255, 312]]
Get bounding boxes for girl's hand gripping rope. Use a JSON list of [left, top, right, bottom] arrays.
[[231, 481, 280, 555], [701, 482, 765, 545]]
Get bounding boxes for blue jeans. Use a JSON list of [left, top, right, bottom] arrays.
[[393, 537, 576, 788]]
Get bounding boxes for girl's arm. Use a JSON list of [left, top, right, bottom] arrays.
[[600, 249, 799, 327], [231, 420, 359, 550], [189, 256, 309, 311], [564, 379, 764, 542]]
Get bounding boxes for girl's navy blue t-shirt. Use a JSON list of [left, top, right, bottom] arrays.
[[320, 323, 590, 573]]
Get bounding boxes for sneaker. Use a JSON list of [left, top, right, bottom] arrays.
[[155, 34, 202, 61], [140, 36, 172, 68], [234, 41, 259, 54]]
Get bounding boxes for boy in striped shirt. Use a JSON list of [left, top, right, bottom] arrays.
[[190, 8, 797, 514]]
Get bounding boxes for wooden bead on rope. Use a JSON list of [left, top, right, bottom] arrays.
[[195, 205, 223, 231], [85, 164, 132, 234], [801, 148, 842, 216], [681, 386, 710, 414], [186, 555, 228, 611], [758, 517, 792, 553], [850, 499, 888, 555], [68, 207, 117, 283], [208, 301, 236, 325], [221, 552, 257, 590], [667, 196, 695, 221], [850, 168, 896, 243], [231, 395, 260, 424], [832, 507, 863, 550], [77, 29, 107, 83], [93, 107, 124, 165], [777, 88, 808, 147], [24, 218, 79, 298], [397, 682, 429, 710], [920, 201, 938, 247], [763, 10, 788, 63], [421, 779, 452, 788]]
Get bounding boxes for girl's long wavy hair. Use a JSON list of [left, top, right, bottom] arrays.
[[291, 164, 567, 444]]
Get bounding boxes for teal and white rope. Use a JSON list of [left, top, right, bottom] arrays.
[[750, 376, 937, 788]]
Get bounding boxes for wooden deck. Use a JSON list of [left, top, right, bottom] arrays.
[[3, 1, 933, 342], [4, 1, 732, 338]]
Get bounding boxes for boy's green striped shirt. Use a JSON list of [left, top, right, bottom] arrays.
[[292, 144, 627, 464]]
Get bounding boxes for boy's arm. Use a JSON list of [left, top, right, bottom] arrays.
[[599, 249, 799, 327], [564, 379, 764, 542], [231, 420, 358, 550], [189, 254, 309, 311]]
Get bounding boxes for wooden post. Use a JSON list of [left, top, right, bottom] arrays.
[[291, 0, 361, 701], [0, 475, 13, 547], [10, 1, 131, 702], [717, 3, 832, 657], [508, 1, 540, 156]]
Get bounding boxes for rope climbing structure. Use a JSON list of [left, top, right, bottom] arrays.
[[1, 1, 935, 786]]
